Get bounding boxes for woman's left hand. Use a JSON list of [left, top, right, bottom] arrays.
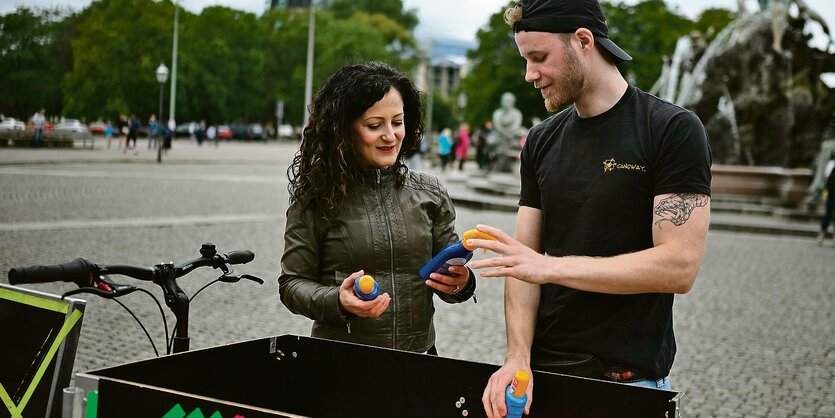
[[426, 265, 470, 295]]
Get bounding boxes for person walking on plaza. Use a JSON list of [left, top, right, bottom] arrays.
[[207, 124, 218, 148], [475, 120, 493, 170], [472, 1, 712, 416], [817, 152, 835, 246], [278, 61, 475, 354], [455, 122, 471, 171], [118, 114, 129, 149], [104, 120, 114, 149], [124, 113, 139, 155], [148, 114, 160, 150], [31, 108, 46, 148], [438, 128, 453, 172]]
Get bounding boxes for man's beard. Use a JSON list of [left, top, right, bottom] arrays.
[[543, 47, 586, 112]]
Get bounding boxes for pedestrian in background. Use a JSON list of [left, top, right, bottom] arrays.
[[455, 122, 471, 171], [118, 114, 129, 149], [196, 120, 206, 146], [817, 152, 835, 246], [438, 128, 453, 171], [31, 108, 45, 148], [124, 113, 139, 155], [104, 120, 114, 149], [476, 120, 493, 170], [148, 114, 159, 149], [207, 124, 217, 148], [279, 61, 475, 354]]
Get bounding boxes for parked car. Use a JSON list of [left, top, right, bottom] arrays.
[[277, 124, 294, 138], [217, 125, 233, 140], [88, 121, 107, 134], [54, 119, 88, 133], [174, 123, 192, 138], [229, 123, 249, 140], [0, 118, 26, 131], [248, 123, 265, 141]]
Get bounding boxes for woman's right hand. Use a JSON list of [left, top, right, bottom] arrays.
[[338, 270, 391, 318]]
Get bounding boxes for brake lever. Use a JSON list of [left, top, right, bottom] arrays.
[[218, 272, 264, 285], [240, 274, 264, 285], [63, 286, 138, 299], [62, 275, 138, 299]]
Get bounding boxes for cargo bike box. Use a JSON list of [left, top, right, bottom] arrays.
[[74, 335, 683, 418]]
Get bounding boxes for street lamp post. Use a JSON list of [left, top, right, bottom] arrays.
[[156, 62, 169, 163]]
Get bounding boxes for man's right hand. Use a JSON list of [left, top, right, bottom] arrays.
[[338, 270, 390, 318], [483, 357, 533, 418]]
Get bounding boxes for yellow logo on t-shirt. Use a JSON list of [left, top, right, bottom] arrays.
[[603, 158, 646, 173]]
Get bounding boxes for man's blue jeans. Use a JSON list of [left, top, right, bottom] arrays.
[[821, 193, 835, 233], [33, 128, 43, 148], [628, 376, 672, 390]]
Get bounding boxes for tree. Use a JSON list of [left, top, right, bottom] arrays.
[[462, 1, 549, 130], [604, 0, 694, 90], [176, 6, 269, 124], [330, 0, 418, 31], [62, 0, 174, 121], [0, 7, 75, 119], [263, 7, 417, 126], [461, 0, 735, 128]]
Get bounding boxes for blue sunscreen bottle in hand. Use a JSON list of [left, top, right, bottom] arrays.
[[419, 229, 496, 280], [353, 274, 380, 301], [505, 371, 529, 418]]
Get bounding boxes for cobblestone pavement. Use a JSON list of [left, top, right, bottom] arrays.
[[0, 143, 833, 417]]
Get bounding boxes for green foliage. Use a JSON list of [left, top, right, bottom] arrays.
[[0, 0, 417, 126], [1, 0, 735, 130], [693, 8, 737, 42], [460, 0, 736, 128], [263, 8, 417, 125], [462, 1, 547, 129], [62, 0, 174, 121], [0, 7, 75, 119], [330, 0, 418, 31], [604, 0, 693, 90], [426, 89, 458, 133]]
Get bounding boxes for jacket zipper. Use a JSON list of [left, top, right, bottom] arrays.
[[377, 169, 397, 349]]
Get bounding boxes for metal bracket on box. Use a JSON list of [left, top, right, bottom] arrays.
[[666, 391, 684, 418]]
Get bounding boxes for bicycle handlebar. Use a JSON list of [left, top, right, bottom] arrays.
[[7, 247, 256, 287], [8, 258, 96, 287], [225, 250, 254, 265]]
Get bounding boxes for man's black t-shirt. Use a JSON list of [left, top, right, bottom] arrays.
[[519, 85, 712, 379]]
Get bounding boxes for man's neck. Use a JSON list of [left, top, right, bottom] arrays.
[[574, 67, 628, 119]]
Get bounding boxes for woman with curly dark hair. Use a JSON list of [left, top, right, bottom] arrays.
[[279, 61, 475, 353]]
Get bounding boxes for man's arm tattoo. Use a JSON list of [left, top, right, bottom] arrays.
[[654, 193, 709, 229]]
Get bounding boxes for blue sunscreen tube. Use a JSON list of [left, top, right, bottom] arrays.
[[505, 371, 529, 418], [419, 229, 496, 280], [353, 275, 380, 300]]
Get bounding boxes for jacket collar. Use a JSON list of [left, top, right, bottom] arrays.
[[359, 164, 399, 185]]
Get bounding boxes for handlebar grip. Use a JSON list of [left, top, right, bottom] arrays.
[[8, 258, 95, 286], [225, 250, 255, 265]]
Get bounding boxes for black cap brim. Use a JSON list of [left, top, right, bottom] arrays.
[[596, 36, 632, 63]]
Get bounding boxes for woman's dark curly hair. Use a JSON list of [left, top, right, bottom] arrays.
[[287, 61, 425, 230]]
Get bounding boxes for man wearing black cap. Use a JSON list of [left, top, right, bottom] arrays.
[[468, 0, 712, 416]]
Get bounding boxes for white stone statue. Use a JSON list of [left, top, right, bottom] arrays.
[[489, 92, 524, 173]]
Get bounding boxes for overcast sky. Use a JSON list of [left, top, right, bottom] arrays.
[[1, 0, 833, 48]]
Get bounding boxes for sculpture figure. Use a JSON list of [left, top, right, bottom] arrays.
[[489, 92, 524, 172]]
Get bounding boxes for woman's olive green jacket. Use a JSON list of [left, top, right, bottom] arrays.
[[279, 167, 475, 352]]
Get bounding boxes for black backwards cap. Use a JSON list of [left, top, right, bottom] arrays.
[[513, 0, 632, 63]]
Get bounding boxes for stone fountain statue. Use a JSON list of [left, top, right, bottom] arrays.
[[489, 92, 525, 173], [651, 0, 835, 168]]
